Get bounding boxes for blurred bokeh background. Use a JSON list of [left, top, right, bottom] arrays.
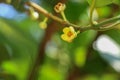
[[0, 0, 120, 80]]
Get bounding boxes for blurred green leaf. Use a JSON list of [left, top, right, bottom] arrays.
[[1, 60, 29, 80], [1, 61, 18, 74], [66, 1, 88, 22], [96, 6, 112, 18], [0, 18, 44, 79], [39, 64, 63, 80], [0, 43, 10, 64], [74, 47, 87, 67], [87, 0, 112, 7], [0, 18, 37, 58], [101, 74, 119, 80], [83, 51, 108, 74], [74, 30, 97, 47], [83, 75, 98, 80], [105, 29, 120, 45]]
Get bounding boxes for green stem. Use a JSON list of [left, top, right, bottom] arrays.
[[61, 11, 67, 21], [43, 17, 48, 22], [90, 0, 96, 25]]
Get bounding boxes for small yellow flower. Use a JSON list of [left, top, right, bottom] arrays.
[[54, 2, 66, 13], [61, 26, 78, 42]]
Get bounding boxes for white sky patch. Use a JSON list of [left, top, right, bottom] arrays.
[[94, 35, 120, 72], [0, 3, 26, 20], [0, 3, 18, 19]]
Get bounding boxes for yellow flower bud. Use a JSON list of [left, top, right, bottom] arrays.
[[31, 11, 39, 20], [39, 17, 48, 29], [39, 22, 47, 29], [54, 2, 66, 13]]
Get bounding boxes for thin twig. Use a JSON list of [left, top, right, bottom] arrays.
[[25, 1, 79, 27], [81, 15, 120, 31], [89, 0, 96, 25], [97, 21, 120, 31]]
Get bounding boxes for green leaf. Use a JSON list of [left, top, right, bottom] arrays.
[[87, 0, 113, 7], [1, 61, 29, 80], [66, 1, 88, 22], [105, 29, 120, 45], [96, 6, 112, 18]]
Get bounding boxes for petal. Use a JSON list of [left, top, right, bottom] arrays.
[[63, 27, 70, 33], [61, 34, 69, 41], [69, 26, 75, 33], [66, 38, 73, 42], [61, 34, 73, 42]]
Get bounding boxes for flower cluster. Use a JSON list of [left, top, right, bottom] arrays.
[[54, 3, 79, 42], [28, 2, 80, 42]]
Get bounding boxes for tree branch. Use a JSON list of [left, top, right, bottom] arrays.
[[82, 16, 120, 31], [26, 1, 120, 32]]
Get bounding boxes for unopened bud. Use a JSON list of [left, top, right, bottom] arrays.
[[39, 22, 47, 29], [54, 2, 66, 13]]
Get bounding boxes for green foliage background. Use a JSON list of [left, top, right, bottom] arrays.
[[0, 0, 120, 80]]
